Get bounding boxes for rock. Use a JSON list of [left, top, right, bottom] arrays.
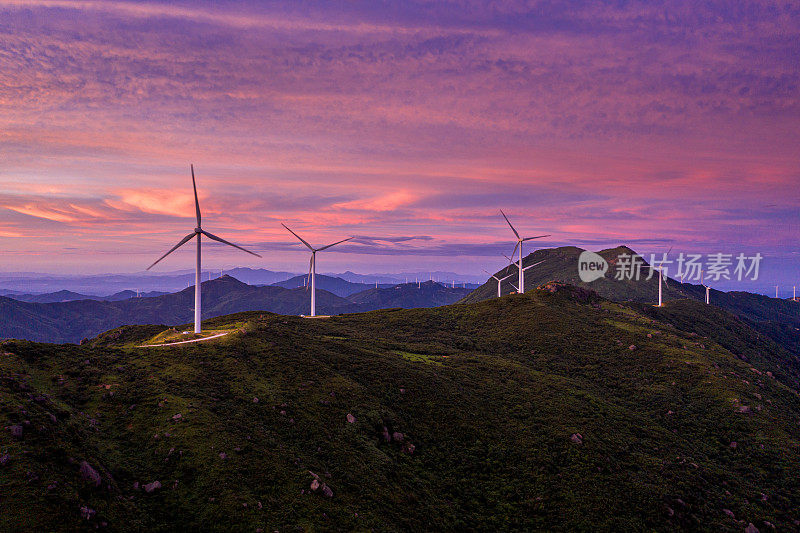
[[79, 338, 89, 345], [570, 433, 583, 444], [79, 461, 102, 487], [346, 413, 356, 424], [647, 333, 653, 338], [403, 442, 416, 454], [392, 432, 404, 442], [171, 413, 182, 421], [763, 521, 774, 529], [381, 426, 391, 442], [723, 509, 735, 519], [665, 506, 674, 517], [729, 441, 737, 449], [738, 405, 752, 414], [745, 524, 759, 533], [252, 397, 259, 403], [321, 483, 333, 498], [629, 345, 636, 351], [9, 424, 23, 438], [144, 480, 161, 493], [219, 452, 227, 460], [311, 479, 320, 491]]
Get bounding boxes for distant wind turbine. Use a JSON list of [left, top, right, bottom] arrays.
[[651, 249, 672, 307], [282, 224, 352, 317], [701, 270, 710, 305], [500, 210, 549, 294], [147, 165, 261, 333], [483, 268, 516, 298]]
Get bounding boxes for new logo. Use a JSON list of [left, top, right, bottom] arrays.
[[578, 251, 608, 282]]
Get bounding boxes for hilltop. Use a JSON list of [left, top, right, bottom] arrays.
[[464, 246, 800, 355], [1, 285, 799, 531]]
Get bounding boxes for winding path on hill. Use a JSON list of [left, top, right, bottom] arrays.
[[137, 332, 230, 348]]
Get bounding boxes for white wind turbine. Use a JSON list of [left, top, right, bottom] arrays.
[[651, 249, 672, 307], [701, 270, 711, 305], [500, 210, 549, 294], [147, 165, 261, 334], [483, 268, 516, 298], [282, 224, 352, 317], [508, 261, 545, 293]]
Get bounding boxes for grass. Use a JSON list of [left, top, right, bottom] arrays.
[[1, 285, 799, 531]]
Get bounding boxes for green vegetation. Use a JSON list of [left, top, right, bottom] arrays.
[[464, 246, 800, 357], [2, 284, 799, 531]]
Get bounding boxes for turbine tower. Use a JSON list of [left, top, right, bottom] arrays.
[[701, 270, 710, 305], [147, 165, 261, 334], [483, 269, 516, 298], [282, 224, 352, 317], [508, 261, 546, 293], [651, 249, 672, 307], [500, 210, 549, 294]]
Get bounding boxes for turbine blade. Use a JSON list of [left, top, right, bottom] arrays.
[[146, 232, 197, 270], [281, 223, 314, 250], [500, 273, 515, 281], [523, 259, 545, 271], [482, 269, 501, 282], [500, 210, 520, 239], [306, 255, 313, 291], [522, 235, 551, 241], [317, 236, 353, 251], [191, 164, 201, 227], [201, 230, 261, 257], [510, 241, 520, 261]]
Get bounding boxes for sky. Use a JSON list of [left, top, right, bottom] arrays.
[[0, 0, 798, 289]]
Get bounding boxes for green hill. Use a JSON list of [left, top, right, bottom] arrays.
[[2, 286, 799, 531], [464, 246, 800, 355]]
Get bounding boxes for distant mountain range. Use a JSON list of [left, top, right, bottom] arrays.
[[271, 274, 389, 297], [0, 268, 481, 295], [5, 289, 168, 303], [0, 276, 471, 343]]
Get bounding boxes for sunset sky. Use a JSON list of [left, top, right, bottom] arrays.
[[0, 1, 798, 287]]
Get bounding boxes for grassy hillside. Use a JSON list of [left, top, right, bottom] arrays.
[[2, 286, 799, 531], [464, 246, 800, 355]]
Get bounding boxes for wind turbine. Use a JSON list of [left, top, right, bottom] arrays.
[[701, 270, 710, 305], [483, 268, 516, 298], [282, 224, 352, 317], [650, 249, 673, 307], [500, 210, 549, 294], [507, 260, 546, 293], [147, 165, 261, 334]]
